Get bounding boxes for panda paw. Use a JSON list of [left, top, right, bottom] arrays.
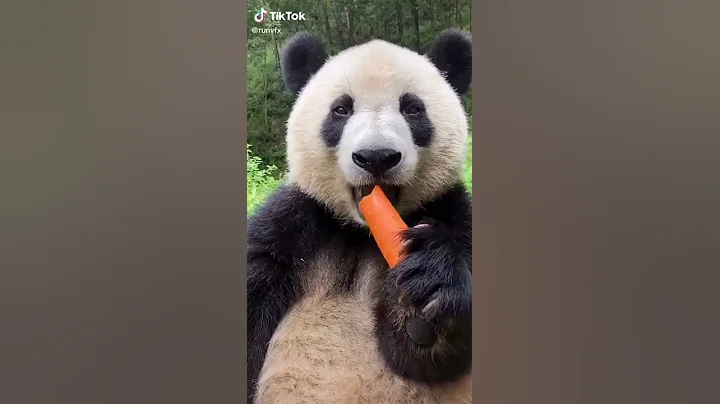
[[375, 219, 472, 385], [393, 220, 471, 321]]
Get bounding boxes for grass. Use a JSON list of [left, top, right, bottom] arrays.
[[247, 132, 473, 215]]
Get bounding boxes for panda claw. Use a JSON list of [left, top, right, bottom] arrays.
[[399, 223, 429, 252], [421, 295, 441, 319]]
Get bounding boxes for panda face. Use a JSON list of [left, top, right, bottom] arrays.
[[281, 31, 472, 225], [332, 91, 423, 208]]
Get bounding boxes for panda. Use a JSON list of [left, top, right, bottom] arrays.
[[248, 29, 473, 404]]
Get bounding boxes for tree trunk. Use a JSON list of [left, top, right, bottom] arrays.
[[456, 0, 461, 26], [322, 1, 334, 53], [428, 3, 436, 31], [332, 4, 346, 49], [394, 0, 403, 45], [410, 0, 420, 50], [270, 28, 280, 73], [445, 2, 451, 27], [346, 2, 356, 46], [375, 9, 380, 38]]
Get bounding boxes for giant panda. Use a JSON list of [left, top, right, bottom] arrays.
[[248, 29, 473, 404]]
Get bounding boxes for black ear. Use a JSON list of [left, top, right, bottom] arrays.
[[280, 32, 328, 97], [427, 29, 472, 95]]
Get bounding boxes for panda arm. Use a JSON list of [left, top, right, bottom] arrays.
[[375, 183, 473, 385], [246, 185, 330, 402]]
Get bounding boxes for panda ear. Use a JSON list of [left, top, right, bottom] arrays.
[[426, 29, 472, 95], [280, 32, 329, 97]]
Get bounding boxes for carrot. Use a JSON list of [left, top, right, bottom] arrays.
[[358, 185, 408, 268], [360, 186, 438, 346]]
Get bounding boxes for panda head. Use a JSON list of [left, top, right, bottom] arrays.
[[281, 30, 472, 225]]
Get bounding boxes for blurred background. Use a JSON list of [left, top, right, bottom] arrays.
[[246, 0, 473, 213]]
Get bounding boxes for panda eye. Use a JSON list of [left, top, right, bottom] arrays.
[[404, 105, 422, 115], [334, 106, 349, 116], [403, 104, 423, 116]]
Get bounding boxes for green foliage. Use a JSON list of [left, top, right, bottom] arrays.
[[246, 48, 294, 171], [463, 137, 472, 194], [246, 0, 473, 213], [247, 144, 284, 215]]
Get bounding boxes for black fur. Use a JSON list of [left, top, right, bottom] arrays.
[[399, 92, 435, 147], [280, 32, 328, 96], [247, 183, 472, 402], [320, 94, 354, 147], [375, 184, 472, 384], [426, 29, 473, 95]]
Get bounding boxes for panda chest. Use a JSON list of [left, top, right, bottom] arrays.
[[272, 247, 387, 365], [300, 244, 387, 299], [279, 246, 387, 356], [256, 250, 387, 401]]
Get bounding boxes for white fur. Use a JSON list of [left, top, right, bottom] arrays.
[[286, 39, 469, 225]]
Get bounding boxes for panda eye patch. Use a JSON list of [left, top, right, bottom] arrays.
[[399, 93, 426, 117], [321, 94, 355, 147], [399, 92, 434, 147]]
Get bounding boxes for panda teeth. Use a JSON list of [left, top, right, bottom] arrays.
[[352, 184, 398, 206], [353, 187, 363, 202], [351, 185, 377, 204]]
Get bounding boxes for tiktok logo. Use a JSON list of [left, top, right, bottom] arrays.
[[254, 7, 268, 23]]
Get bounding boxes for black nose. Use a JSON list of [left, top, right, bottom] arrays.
[[352, 149, 402, 177]]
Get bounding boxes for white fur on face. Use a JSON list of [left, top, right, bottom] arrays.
[[286, 39, 469, 224], [336, 107, 419, 186]]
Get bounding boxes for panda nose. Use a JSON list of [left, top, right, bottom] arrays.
[[352, 149, 402, 177]]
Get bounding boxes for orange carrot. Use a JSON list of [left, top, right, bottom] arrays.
[[361, 186, 438, 345], [358, 185, 408, 268]]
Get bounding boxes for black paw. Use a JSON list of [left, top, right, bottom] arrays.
[[392, 220, 472, 322], [374, 219, 472, 384]]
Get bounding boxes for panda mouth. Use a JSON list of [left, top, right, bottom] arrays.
[[350, 184, 402, 208]]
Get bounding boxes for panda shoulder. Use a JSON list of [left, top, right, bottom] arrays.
[[247, 184, 335, 259], [249, 184, 308, 236]]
